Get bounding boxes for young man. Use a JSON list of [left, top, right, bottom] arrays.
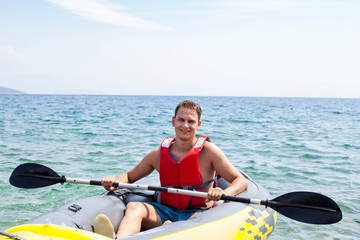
[[98, 100, 248, 239]]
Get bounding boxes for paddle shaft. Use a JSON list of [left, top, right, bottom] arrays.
[[66, 177, 336, 213], [68, 177, 210, 198], [9, 163, 343, 224], [69, 177, 252, 201]]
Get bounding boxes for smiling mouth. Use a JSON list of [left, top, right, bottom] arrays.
[[180, 128, 190, 134]]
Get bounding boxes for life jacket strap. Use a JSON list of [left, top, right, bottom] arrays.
[[164, 176, 220, 209]]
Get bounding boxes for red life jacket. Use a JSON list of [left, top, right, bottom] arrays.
[[160, 136, 212, 210]]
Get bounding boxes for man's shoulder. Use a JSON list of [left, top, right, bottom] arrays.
[[203, 140, 216, 148], [145, 147, 161, 161], [202, 141, 221, 154], [149, 147, 161, 155]]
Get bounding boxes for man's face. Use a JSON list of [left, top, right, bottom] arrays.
[[172, 107, 201, 141]]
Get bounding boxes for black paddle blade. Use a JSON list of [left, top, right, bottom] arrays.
[[10, 163, 63, 189], [269, 191, 342, 224]]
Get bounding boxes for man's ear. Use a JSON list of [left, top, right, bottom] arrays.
[[172, 116, 175, 127], [197, 120, 201, 130]]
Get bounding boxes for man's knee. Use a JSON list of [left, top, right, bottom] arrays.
[[125, 202, 147, 217]]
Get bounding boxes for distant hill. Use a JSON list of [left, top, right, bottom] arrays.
[[0, 86, 27, 94]]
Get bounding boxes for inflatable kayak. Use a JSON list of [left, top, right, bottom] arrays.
[[4, 162, 343, 239], [2, 169, 277, 240]]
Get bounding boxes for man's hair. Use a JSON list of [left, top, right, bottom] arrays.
[[174, 100, 202, 120]]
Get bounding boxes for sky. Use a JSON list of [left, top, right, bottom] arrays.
[[0, 0, 359, 98]]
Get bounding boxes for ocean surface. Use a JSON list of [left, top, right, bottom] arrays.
[[0, 95, 359, 239]]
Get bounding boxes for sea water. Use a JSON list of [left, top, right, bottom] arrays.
[[0, 95, 359, 239]]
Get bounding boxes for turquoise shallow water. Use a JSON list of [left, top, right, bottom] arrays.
[[0, 95, 359, 239]]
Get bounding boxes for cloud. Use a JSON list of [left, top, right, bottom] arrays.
[[0, 45, 27, 62], [208, 0, 302, 13], [47, 0, 175, 31]]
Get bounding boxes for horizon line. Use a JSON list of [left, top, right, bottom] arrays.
[[0, 92, 359, 100]]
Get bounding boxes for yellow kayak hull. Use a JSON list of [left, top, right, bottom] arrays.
[[152, 206, 277, 240], [1, 224, 112, 240]]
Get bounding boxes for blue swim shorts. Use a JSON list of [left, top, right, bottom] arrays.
[[145, 202, 207, 223]]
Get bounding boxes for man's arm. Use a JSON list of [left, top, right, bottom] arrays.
[[204, 142, 248, 201], [101, 148, 160, 191]]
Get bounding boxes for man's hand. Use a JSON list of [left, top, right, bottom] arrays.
[[101, 176, 118, 191], [207, 187, 225, 201]]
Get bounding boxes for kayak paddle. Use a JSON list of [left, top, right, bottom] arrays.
[[10, 163, 342, 225]]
